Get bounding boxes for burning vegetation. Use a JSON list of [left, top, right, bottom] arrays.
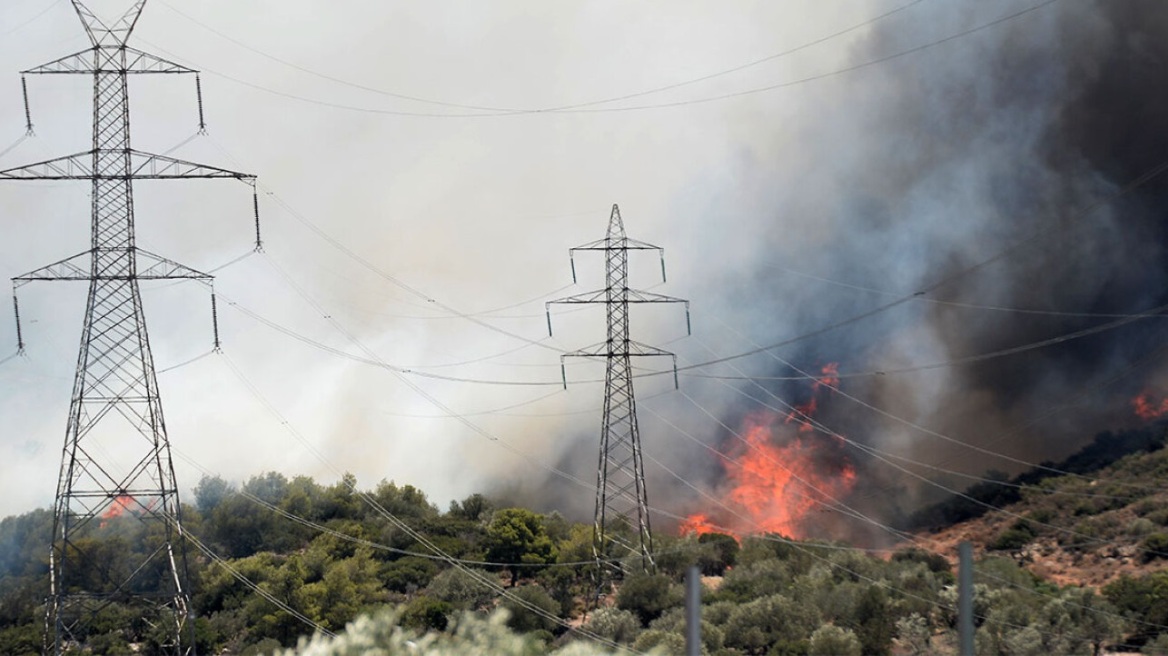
[[682, 364, 856, 540]]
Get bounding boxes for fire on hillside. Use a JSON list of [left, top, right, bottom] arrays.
[[681, 364, 856, 541]]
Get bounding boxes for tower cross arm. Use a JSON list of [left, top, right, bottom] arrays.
[[12, 251, 92, 283], [562, 340, 676, 359], [625, 289, 688, 305], [22, 46, 197, 75], [558, 340, 680, 388], [547, 289, 686, 306], [135, 248, 213, 280], [128, 150, 253, 179], [0, 151, 253, 180], [0, 151, 94, 179], [547, 289, 608, 306], [569, 236, 663, 252], [12, 248, 213, 285]]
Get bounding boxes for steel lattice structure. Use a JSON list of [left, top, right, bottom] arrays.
[[547, 204, 689, 588], [3, 2, 257, 653]]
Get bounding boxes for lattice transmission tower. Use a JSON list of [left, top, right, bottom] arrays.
[[2, 2, 258, 653], [546, 204, 689, 585]]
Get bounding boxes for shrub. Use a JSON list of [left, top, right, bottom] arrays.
[[1147, 509, 1168, 527], [583, 607, 640, 645], [424, 567, 497, 610], [632, 629, 685, 653], [696, 533, 739, 576], [808, 624, 862, 656], [989, 521, 1037, 551], [891, 548, 951, 574], [502, 585, 562, 635], [1143, 533, 1168, 563], [278, 608, 552, 656], [401, 597, 453, 632], [615, 573, 682, 626], [722, 594, 819, 653], [1130, 518, 1158, 538], [382, 556, 438, 593]]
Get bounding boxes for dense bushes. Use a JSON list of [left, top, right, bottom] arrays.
[[0, 471, 1151, 655]]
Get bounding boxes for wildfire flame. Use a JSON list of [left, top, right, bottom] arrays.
[[682, 363, 856, 540], [99, 494, 136, 529], [1133, 392, 1168, 421]]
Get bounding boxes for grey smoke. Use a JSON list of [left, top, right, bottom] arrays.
[[1, 2, 1166, 548]]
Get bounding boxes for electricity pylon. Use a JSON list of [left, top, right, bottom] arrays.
[[546, 204, 689, 588], [2, 2, 257, 653]]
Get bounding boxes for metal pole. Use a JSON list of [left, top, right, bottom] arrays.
[[21, 75, 33, 135], [685, 566, 701, 656], [958, 541, 974, 656], [195, 73, 206, 133]]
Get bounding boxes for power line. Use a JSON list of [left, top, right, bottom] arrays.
[[724, 361, 1168, 559], [645, 374, 1168, 632], [2, 3, 258, 651], [761, 260, 1168, 320], [556, 0, 1063, 114], [687, 301, 1168, 382], [211, 344, 980, 641], [174, 520, 336, 638], [0, 0, 60, 38], [662, 156, 1168, 379], [195, 134, 1168, 387], [213, 352, 639, 654], [155, 0, 929, 115], [142, 0, 1057, 118]]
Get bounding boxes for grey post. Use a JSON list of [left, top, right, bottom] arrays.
[[958, 541, 975, 656], [686, 566, 701, 656]]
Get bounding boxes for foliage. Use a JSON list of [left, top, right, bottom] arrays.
[[424, 567, 497, 611], [400, 597, 453, 632], [808, 624, 862, 656], [989, 520, 1038, 551], [614, 572, 682, 626], [501, 585, 562, 635], [908, 427, 1167, 530], [696, 533, 739, 576], [0, 470, 1149, 655], [1105, 571, 1168, 646], [484, 508, 558, 587], [582, 607, 641, 645], [722, 593, 820, 654], [277, 608, 596, 656], [1143, 532, 1168, 562]]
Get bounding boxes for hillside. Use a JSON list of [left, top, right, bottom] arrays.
[[7, 430, 1168, 654], [915, 426, 1168, 588]]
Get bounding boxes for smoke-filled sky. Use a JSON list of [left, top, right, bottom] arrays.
[[0, 0, 1165, 544]]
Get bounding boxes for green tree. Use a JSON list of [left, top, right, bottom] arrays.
[[697, 533, 739, 576], [808, 624, 861, 656], [484, 509, 557, 587], [501, 585, 561, 634], [425, 567, 497, 611], [448, 493, 492, 522], [1105, 571, 1168, 645], [194, 475, 234, 515], [615, 572, 682, 626], [401, 597, 453, 632], [722, 593, 819, 654], [382, 556, 439, 594], [849, 584, 895, 656], [583, 607, 641, 645]]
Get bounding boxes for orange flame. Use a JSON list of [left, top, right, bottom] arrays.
[[682, 363, 856, 540], [99, 495, 136, 529], [1133, 392, 1168, 421], [679, 513, 718, 536]]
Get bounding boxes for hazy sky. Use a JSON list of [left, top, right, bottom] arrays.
[[1, 0, 1164, 541]]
